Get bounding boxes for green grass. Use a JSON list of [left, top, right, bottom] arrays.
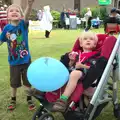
[[0, 29, 117, 120]]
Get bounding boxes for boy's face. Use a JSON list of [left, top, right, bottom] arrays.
[[7, 6, 22, 21], [111, 12, 117, 17], [80, 36, 97, 51]]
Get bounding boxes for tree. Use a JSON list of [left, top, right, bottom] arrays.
[[0, 0, 12, 6], [4, 0, 12, 5]]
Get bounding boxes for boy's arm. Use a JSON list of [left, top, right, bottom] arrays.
[[24, 0, 35, 21], [0, 29, 7, 45]]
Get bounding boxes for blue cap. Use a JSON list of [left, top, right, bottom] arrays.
[[111, 8, 117, 13]]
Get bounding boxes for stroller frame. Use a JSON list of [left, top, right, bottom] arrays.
[[84, 35, 120, 120], [32, 35, 120, 120]]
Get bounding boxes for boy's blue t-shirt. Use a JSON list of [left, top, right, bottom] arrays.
[[0, 20, 31, 66]]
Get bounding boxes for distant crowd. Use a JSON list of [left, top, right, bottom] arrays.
[[0, 5, 8, 31]]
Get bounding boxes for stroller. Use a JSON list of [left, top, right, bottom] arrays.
[[105, 23, 119, 35], [91, 19, 100, 29], [31, 34, 120, 120]]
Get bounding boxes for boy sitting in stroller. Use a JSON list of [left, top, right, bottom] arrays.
[[26, 31, 118, 120], [52, 31, 99, 113]]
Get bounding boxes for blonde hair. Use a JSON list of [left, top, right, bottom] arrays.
[[79, 31, 98, 44], [7, 4, 24, 18]]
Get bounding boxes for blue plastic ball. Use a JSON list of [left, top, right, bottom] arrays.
[[27, 57, 69, 92]]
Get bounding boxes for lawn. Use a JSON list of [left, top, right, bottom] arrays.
[[0, 28, 117, 120]]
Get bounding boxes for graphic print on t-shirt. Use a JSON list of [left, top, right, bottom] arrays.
[[6, 29, 28, 61]]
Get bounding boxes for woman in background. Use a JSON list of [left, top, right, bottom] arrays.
[[84, 8, 92, 31]]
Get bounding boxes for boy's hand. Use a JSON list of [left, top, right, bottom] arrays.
[[75, 62, 82, 69], [28, 0, 35, 6], [24, 0, 35, 20], [69, 51, 78, 61], [75, 62, 90, 69], [6, 32, 11, 39]]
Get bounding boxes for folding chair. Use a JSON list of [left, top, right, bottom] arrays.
[[105, 23, 118, 35]]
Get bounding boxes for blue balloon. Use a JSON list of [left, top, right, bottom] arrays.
[[27, 57, 69, 92]]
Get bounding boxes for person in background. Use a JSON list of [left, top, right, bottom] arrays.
[[116, 9, 120, 19], [104, 8, 120, 32], [65, 9, 70, 29], [37, 9, 43, 21], [84, 8, 92, 31], [0, 6, 7, 31], [40, 5, 53, 38], [60, 9, 66, 29], [4, 4, 8, 10], [75, 9, 81, 29]]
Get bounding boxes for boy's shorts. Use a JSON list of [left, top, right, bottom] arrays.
[[10, 61, 31, 88]]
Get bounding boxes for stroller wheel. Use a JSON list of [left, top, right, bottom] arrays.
[[32, 107, 43, 120], [38, 113, 54, 120], [114, 104, 120, 119]]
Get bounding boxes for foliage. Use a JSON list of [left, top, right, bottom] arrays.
[[51, 10, 60, 21], [0, 0, 11, 6], [81, 6, 108, 20], [99, 6, 108, 20], [29, 9, 38, 21], [81, 8, 87, 18], [91, 6, 100, 18], [51, 10, 60, 28]]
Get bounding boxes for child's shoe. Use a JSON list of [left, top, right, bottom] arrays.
[[27, 100, 36, 111], [51, 99, 67, 113], [7, 99, 16, 110]]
